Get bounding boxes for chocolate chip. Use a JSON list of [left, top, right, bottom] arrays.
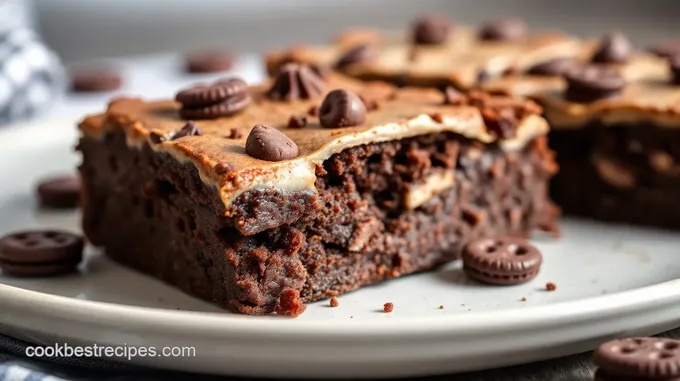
[[594, 337, 680, 379], [0, 230, 83, 277], [149, 132, 166, 144], [228, 128, 244, 139], [171, 121, 202, 140], [442, 86, 466, 105], [185, 50, 233, 73], [336, 44, 375, 69], [527, 57, 575, 76], [37, 175, 81, 209], [671, 55, 680, 85], [245, 124, 299, 161], [175, 77, 251, 120], [592, 32, 632, 64], [288, 115, 307, 128], [564, 65, 625, 103], [267, 63, 325, 101], [70, 68, 122, 92], [214, 162, 234, 175], [308, 105, 319, 116], [479, 19, 527, 41], [412, 15, 451, 45], [462, 237, 542, 285], [319, 89, 367, 128], [648, 40, 680, 58]]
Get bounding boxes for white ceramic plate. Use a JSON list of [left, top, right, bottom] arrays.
[[1, 117, 680, 379]]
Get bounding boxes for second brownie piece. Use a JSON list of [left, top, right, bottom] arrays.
[[77, 67, 557, 316]]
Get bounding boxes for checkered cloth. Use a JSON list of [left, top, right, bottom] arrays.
[[0, 27, 64, 126]]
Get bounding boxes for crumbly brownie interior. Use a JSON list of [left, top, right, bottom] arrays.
[[551, 122, 680, 228], [79, 130, 556, 315]]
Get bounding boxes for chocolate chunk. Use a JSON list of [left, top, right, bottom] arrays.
[[185, 50, 233, 73], [267, 63, 325, 101], [0, 230, 83, 277], [336, 44, 375, 69], [319, 89, 367, 128], [412, 15, 451, 45], [246, 124, 299, 162], [288, 115, 307, 128], [592, 32, 632, 64], [175, 77, 252, 119], [593, 337, 680, 379], [527, 58, 575, 76], [70, 68, 122, 92], [671, 55, 680, 85], [442, 86, 466, 105], [564, 65, 625, 103], [37, 175, 81, 209], [479, 19, 527, 41], [462, 237, 542, 285], [649, 40, 680, 58], [214, 162, 234, 175], [172, 121, 202, 140]]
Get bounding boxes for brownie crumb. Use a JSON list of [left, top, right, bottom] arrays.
[[521, 297, 527, 302], [330, 296, 339, 307], [383, 302, 394, 313], [275, 289, 307, 317], [438, 305, 444, 310], [228, 128, 244, 139], [546, 282, 557, 292], [308, 105, 319, 116]]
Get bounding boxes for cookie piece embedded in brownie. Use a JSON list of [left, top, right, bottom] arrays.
[[77, 70, 557, 316], [483, 31, 680, 229]]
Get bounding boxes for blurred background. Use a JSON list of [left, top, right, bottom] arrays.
[[27, 0, 680, 62], [3, 0, 680, 125]]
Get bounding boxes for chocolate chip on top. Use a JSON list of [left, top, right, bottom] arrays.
[[478, 18, 527, 41], [592, 31, 632, 64], [267, 63, 325, 101], [564, 65, 626, 103], [245, 124, 299, 162], [319, 89, 367, 128], [171, 121, 202, 140], [671, 55, 680, 85], [336, 43, 376, 69], [412, 15, 451, 45], [527, 57, 575, 76], [175, 77, 251, 120]]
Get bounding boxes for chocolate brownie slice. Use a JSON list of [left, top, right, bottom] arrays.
[[77, 72, 557, 316], [266, 17, 580, 90], [483, 32, 680, 228]]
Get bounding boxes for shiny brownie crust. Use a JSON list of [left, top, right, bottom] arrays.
[[551, 122, 680, 228], [79, 130, 557, 315]]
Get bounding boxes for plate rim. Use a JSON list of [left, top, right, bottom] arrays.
[[2, 278, 680, 337]]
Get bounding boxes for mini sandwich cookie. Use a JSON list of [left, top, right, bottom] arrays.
[[462, 237, 542, 285], [594, 337, 680, 381], [0, 230, 83, 277]]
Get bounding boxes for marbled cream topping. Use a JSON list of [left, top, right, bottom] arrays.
[[78, 74, 548, 210], [266, 27, 581, 90], [482, 43, 680, 128]]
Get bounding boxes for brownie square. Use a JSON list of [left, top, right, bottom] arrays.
[[77, 72, 557, 316]]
